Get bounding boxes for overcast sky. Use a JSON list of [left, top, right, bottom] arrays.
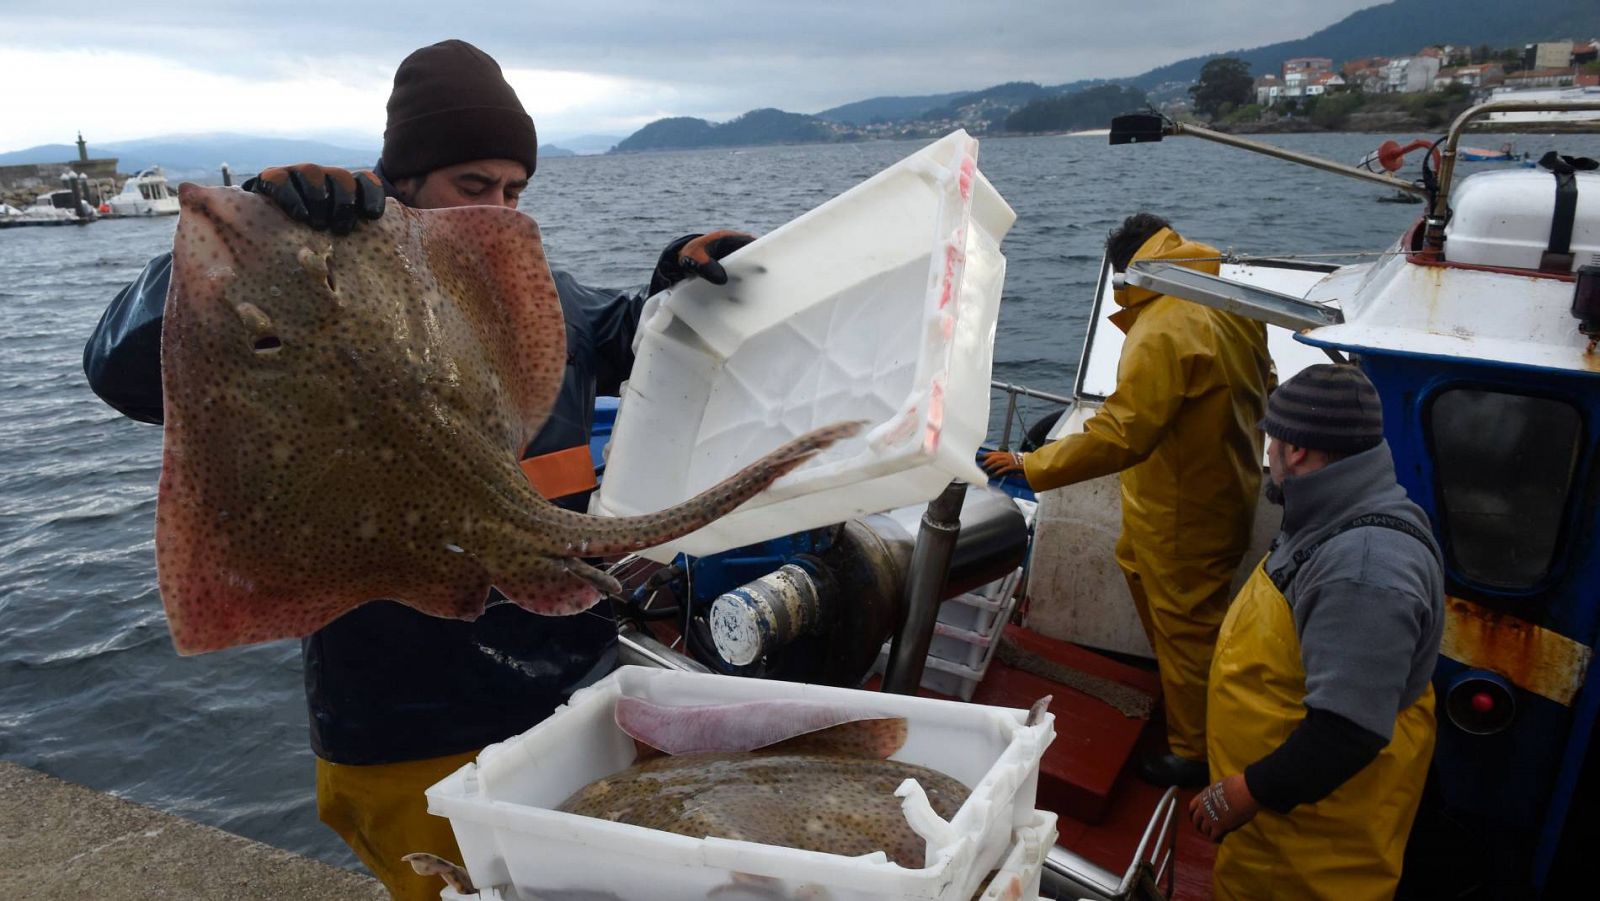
[[0, 1, 1380, 151]]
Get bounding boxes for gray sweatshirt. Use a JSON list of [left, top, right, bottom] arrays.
[[1266, 441, 1445, 740]]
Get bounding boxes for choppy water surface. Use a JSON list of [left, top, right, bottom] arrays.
[[3, 131, 1595, 868]]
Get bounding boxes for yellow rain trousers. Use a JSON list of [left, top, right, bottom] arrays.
[[316, 750, 477, 901], [1207, 561, 1435, 900], [1023, 228, 1272, 760]]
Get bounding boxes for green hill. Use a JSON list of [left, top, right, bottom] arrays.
[[919, 82, 1051, 121], [816, 92, 968, 125], [1005, 85, 1150, 133], [613, 109, 835, 152]]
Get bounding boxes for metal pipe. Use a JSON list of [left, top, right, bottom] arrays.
[[616, 626, 712, 673], [990, 379, 1074, 406], [882, 481, 967, 694], [1163, 121, 1432, 197], [1424, 99, 1600, 252], [999, 389, 1018, 449]]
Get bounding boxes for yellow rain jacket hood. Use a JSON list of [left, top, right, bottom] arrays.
[[1024, 227, 1272, 561]]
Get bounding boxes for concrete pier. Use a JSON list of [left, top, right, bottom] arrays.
[[0, 761, 387, 900]]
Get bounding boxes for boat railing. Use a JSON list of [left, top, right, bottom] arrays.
[[1422, 98, 1600, 252], [1041, 786, 1179, 900], [991, 379, 1073, 451]]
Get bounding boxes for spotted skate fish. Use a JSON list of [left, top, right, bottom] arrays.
[[157, 185, 860, 654], [556, 698, 970, 867]]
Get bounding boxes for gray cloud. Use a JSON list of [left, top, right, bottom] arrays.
[[4, 1, 1380, 138]]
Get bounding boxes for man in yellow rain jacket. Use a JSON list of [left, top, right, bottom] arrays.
[[983, 213, 1272, 787], [1188, 364, 1443, 900]]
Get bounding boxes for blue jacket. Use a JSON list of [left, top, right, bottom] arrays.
[[83, 237, 665, 765]]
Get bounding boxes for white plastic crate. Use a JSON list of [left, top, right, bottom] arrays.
[[426, 666, 1053, 901], [872, 498, 1036, 701], [438, 811, 1058, 901], [594, 130, 1016, 562], [976, 811, 1058, 901]]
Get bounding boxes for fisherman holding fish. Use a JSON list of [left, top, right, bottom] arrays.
[[982, 213, 1273, 789], [83, 38, 766, 901], [1188, 364, 1443, 900]]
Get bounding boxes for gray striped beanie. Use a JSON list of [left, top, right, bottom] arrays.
[[1262, 364, 1384, 454]]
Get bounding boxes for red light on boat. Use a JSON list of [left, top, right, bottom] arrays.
[[1446, 671, 1516, 736]]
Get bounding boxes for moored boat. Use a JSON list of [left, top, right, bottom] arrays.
[[104, 166, 180, 217]]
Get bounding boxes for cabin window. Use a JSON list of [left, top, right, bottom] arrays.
[[1429, 388, 1582, 590]]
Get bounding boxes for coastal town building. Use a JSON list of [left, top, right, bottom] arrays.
[[1434, 64, 1506, 91], [1254, 74, 1284, 106], [1525, 41, 1575, 71], [1282, 57, 1333, 96], [1342, 57, 1392, 95], [1503, 68, 1580, 90], [1383, 56, 1442, 93], [1303, 72, 1346, 97]]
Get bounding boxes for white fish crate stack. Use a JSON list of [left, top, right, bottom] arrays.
[[594, 130, 1017, 562], [427, 667, 1057, 901], [872, 498, 1037, 701]]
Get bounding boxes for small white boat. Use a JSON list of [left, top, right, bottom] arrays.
[[0, 191, 94, 228], [104, 167, 180, 217]]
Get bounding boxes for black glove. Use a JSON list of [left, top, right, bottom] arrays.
[[241, 164, 386, 235], [648, 230, 756, 295]]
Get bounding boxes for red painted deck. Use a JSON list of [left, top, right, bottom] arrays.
[[974, 627, 1215, 900]]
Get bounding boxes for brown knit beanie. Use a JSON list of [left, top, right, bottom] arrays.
[[381, 39, 537, 180], [1262, 364, 1385, 455]]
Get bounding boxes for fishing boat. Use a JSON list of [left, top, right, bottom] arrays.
[[103, 166, 180, 217], [431, 98, 1600, 899], [0, 190, 95, 228]]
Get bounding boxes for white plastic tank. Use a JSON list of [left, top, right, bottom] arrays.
[[594, 130, 1016, 561], [1444, 168, 1599, 271]]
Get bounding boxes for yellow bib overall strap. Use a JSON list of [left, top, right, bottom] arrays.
[[520, 445, 599, 500], [1207, 559, 1436, 901]]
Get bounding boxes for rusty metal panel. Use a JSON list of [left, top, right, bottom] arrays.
[[1440, 596, 1593, 706]]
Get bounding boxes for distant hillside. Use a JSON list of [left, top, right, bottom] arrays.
[[816, 91, 967, 125], [0, 133, 377, 179], [919, 82, 1050, 121], [1005, 85, 1150, 133], [551, 134, 624, 155], [1129, 0, 1600, 88], [0, 144, 116, 166], [614, 109, 836, 152], [540, 144, 577, 158]]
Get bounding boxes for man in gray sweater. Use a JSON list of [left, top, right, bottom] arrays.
[[1188, 364, 1444, 900]]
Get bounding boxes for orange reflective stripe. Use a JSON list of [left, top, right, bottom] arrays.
[[520, 445, 599, 499]]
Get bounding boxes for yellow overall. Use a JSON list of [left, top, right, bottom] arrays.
[[317, 751, 476, 901], [1025, 227, 1272, 759], [1207, 560, 1435, 901]]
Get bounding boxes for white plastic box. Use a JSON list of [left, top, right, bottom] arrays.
[[1445, 169, 1600, 272], [437, 811, 1060, 901], [594, 130, 1017, 562], [426, 666, 1054, 901]]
